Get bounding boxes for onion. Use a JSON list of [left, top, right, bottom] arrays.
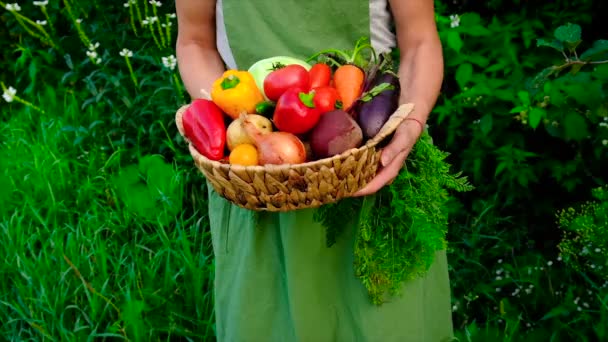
[[242, 114, 307, 165]]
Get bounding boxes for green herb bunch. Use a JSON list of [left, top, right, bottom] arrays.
[[557, 186, 608, 281], [315, 133, 473, 304]]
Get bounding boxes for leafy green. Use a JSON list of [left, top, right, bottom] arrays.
[[558, 186, 608, 281], [314, 133, 473, 304]]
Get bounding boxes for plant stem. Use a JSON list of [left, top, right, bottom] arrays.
[[125, 57, 139, 89], [151, 4, 166, 48], [128, 2, 138, 36]]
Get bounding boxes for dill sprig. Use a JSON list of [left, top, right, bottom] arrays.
[[315, 133, 474, 305]]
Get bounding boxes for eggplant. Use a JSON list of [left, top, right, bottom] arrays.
[[356, 71, 401, 139]]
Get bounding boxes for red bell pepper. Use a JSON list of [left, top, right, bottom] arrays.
[[273, 88, 322, 135], [182, 99, 226, 161]]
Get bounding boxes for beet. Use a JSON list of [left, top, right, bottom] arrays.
[[356, 72, 401, 139], [310, 109, 363, 159]]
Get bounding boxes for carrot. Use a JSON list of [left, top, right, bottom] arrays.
[[306, 37, 378, 113], [333, 64, 365, 111]]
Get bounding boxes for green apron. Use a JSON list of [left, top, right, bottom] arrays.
[[208, 1, 454, 341]]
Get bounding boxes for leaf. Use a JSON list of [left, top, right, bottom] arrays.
[[541, 306, 570, 320], [562, 81, 603, 107], [518, 91, 531, 105], [536, 38, 564, 52], [467, 55, 490, 68], [64, 54, 74, 70], [563, 113, 589, 141], [455, 63, 473, 88], [554, 23, 582, 44], [526, 66, 558, 95], [529, 107, 545, 129], [447, 31, 463, 53], [479, 114, 493, 135], [459, 12, 481, 26], [593, 64, 608, 80], [510, 105, 528, 114], [554, 23, 582, 50], [580, 40, 608, 61], [461, 24, 492, 36], [495, 161, 508, 177]]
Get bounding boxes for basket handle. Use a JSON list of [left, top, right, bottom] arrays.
[[364, 102, 415, 148]]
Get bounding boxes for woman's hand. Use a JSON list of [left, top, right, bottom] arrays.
[[353, 117, 423, 197], [352, 0, 443, 197]]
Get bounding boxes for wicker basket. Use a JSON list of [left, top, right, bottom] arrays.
[[175, 102, 414, 212]]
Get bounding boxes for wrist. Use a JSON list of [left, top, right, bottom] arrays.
[[403, 117, 425, 139]]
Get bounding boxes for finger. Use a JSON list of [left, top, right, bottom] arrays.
[[353, 149, 408, 197], [380, 124, 412, 167]]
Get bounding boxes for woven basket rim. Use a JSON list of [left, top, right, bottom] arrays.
[[175, 102, 415, 172]]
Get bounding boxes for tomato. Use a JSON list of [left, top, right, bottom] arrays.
[[229, 143, 259, 166], [312, 86, 342, 114], [248, 56, 311, 99], [273, 88, 322, 135], [263, 64, 310, 102], [309, 63, 331, 89]]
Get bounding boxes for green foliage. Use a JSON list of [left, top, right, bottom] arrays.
[[558, 186, 608, 281], [432, 3, 607, 340], [315, 134, 473, 305]]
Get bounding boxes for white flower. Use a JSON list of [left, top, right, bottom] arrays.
[[162, 55, 176, 70], [167, 13, 176, 19], [142, 16, 158, 25], [33, 0, 48, 6], [119, 48, 133, 57], [86, 50, 98, 59], [600, 122, 608, 128], [161, 22, 172, 28], [35, 20, 47, 25], [76, 18, 83, 24], [2, 86, 17, 103], [602, 140, 608, 146], [96, 58, 101, 64], [124, 2, 130, 7], [547, 261, 553, 266], [88, 42, 100, 51], [449, 14, 460, 28], [5, 3, 22, 11], [149, 0, 161, 6]]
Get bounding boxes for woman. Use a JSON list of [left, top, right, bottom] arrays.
[[175, 0, 453, 341]]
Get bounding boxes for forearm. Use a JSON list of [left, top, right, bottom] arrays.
[[176, 41, 226, 100], [397, 36, 444, 126]]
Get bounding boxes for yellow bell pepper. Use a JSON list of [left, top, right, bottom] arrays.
[[211, 70, 264, 119]]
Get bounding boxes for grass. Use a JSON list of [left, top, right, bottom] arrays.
[[0, 87, 216, 341]]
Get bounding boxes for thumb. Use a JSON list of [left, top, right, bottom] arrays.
[[380, 125, 409, 166], [380, 137, 403, 167]]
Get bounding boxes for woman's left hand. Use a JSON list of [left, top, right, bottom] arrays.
[[352, 118, 423, 197]]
